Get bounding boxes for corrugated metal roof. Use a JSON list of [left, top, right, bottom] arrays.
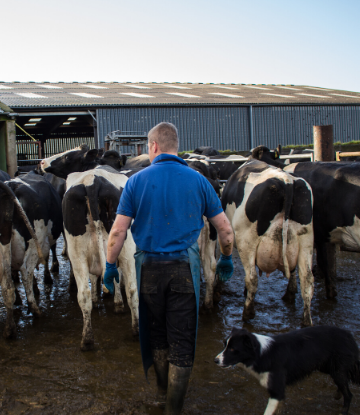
[[0, 82, 359, 108]]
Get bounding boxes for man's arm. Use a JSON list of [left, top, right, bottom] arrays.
[[208, 211, 234, 256], [107, 214, 133, 263]]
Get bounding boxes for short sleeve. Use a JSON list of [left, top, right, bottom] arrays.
[[202, 178, 223, 219], [116, 178, 135, 217]]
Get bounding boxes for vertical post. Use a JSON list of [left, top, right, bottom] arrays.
[[313, 124, 337, 297], [6, 120, 17, 178], [137, 144, 142, 156], [313, 125, 334, 161]]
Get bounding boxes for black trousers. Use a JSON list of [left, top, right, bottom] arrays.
[[140, 261, 197, 367]]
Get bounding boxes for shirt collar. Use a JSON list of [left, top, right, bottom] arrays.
[[152, 153, 188, 166]]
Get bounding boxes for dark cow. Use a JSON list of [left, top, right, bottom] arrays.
[[41, 150, 139, 350], [193, 146, 221, 156], [222, 160, 314, 326], [0, 170, 11, 182], [284, 161, 360, 298], [98, 150, 127, 170]]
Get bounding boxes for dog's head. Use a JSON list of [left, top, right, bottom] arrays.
[[214, 327, 261, 368]]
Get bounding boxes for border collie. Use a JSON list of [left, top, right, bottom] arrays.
[[215, 326, 360, 415]]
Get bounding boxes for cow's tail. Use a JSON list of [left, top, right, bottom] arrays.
[[349, 361, 360, 384], [282, 174, 293, 280], [0, 181, 45, 264], [85, 176, 107, 279]]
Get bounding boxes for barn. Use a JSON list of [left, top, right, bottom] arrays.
[[0, 82, 359, 162]]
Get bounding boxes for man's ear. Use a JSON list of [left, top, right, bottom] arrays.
[[84, 149, 98, 162]]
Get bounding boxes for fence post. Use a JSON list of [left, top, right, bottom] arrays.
[[313, 124, 337, 298], [313, 125, 334, 162]]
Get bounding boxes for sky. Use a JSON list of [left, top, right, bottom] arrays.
[[2, 0, 360, 92]]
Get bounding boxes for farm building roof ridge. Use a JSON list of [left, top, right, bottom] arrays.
[[0, 82, 359, 108]]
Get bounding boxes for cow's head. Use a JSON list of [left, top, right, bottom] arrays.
[[250, 145, 284, 168], [40, 144, 99, 179], [98, 150, 127, 170]]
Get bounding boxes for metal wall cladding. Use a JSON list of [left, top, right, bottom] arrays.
[[97, 105, 360, 151], [253, 106, 360, 148], [97, 107, 251, 152]]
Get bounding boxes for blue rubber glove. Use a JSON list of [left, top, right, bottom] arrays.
[[103, 261, 119, 295], [216, 253, 234, 282]]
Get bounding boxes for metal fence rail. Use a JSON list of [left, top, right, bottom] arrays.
[[16, 141, 41, 166], [44, 137, 95, 157]]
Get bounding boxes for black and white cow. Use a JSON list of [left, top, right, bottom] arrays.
[[0, 180, 49, 337], [5, 172, 63, 306], [284, 161, 360, 299], [222, 160, 314, 326], [41, 149, 139, 350]]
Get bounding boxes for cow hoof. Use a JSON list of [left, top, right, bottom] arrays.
[[213, 291, 222, 303], [326, 286, 337, 299], [80, 340, 94, 352], [200, 303, 213, 314], [114, 304, 125, 314], [50, 262, 59, 273], [242, 307, 255, 321], [44, 275, 53, 285], [28, 306, 41, 318], [301, 318, 312, 327], [282, 291, 296, 303], [132, 327, 139, 337], [3, 324, 16, 339]]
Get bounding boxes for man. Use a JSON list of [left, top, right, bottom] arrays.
[[104, 122, 234, 414]]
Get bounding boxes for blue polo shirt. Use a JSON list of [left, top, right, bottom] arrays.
[[116, 154, 223, 255]]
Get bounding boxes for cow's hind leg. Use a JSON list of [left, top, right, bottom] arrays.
[[50, 243, 59, 273], [119, 264, 139, 336], [1, 261, 16, 338], [282, 269, 297, 303], [90, 274, 100, 307], [68, 265, 77, 293], [20, 247, 41, 317], [113, 268, 125, 313], [43, 252, 53, 285], [73, 265, 94, 351], [316, 242, 337, 299], [298, 243, 314, 327], [243, 264, 258, 321]]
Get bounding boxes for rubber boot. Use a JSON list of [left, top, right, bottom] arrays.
[[152, 348, 169, 405], [164, 364, 192, 415]]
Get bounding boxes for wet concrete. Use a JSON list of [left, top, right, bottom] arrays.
[[0, 237, 359, 414]]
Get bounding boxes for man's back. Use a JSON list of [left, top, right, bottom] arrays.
[[117, 154, 222, 253]]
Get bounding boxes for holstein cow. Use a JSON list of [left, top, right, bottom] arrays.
[[0, 181, 46, 337], [41, 149, 139, 350], [284, 161, 360, 298], [222, 160, 314, 326], [5, 172, 63, 304]]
